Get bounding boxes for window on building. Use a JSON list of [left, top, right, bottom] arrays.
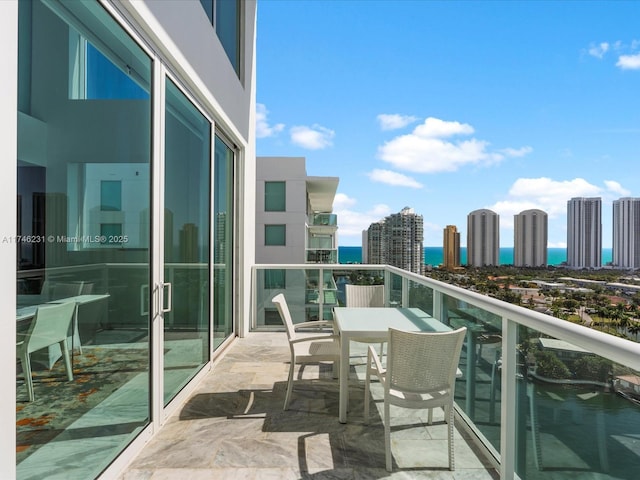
[[69, 31, 149, 100], [100, 180, 122, 211], [199, 0, 241, 76], [101, 223, 123, 244], [265, 181, 285, 211], [264, 308, 283, 326], [265, 225, 286, 246], [264, 269, 286, 289]]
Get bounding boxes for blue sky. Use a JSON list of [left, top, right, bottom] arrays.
[[255, 0, 640, 248]]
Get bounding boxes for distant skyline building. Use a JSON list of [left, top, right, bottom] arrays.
[[567, 197, 602, 269], [442, 225, 460, 270], [514, 209, 548, 267], [467, 209, 499, 267], [612, 197, 640, 269], [364, 207, 424, 274], [365, 221, 386, 265]]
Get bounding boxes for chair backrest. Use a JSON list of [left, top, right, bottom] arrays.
[[25, 302, 77, 354], [51, 282, 83, 300], [272, 294, 296, 341], [386, 327, 467, 395], [345, 284, 384, 307]]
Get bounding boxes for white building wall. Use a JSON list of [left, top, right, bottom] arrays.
[[255, 157, 307, 264], [0, 2, 18, 477]]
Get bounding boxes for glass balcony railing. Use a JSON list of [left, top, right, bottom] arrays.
[[308, 213, 337, 226], [305, 248, 338, 264], [252, 263, 640, 479]]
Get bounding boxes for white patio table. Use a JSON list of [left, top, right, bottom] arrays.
[[333, 306, 451, 424]]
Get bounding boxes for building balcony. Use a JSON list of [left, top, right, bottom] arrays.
[[308, 213, 338, 227], [305, 248, 338, 264], [247, 264, 640, 479]]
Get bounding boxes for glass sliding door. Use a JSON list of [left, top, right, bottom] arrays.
[[16, 1, 152, 478], [213, 135, 235, 349], [163, 79, 211, 404]]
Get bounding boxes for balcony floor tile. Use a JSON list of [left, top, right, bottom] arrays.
[[120, 333, 499, 479]]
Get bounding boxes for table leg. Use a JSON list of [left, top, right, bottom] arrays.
[[339, 335, 350, 423]]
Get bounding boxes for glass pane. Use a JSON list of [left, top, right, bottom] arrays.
[[213, 135, 234, 349], [16, 1, 152, 477], [265, 181, 285, 211], [215, 0, 240, 75], [514, 326, 640, 479], [442, 298, 502, 454], [265, 224, 285, 246], [163, 79, 211, 405]]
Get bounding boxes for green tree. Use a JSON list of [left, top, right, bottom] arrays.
[[535, 351, 571, 379]]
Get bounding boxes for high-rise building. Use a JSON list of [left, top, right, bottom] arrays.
[[365, 222, 386, 265], [467, 209, 499, 267], [365, 207, 423, 274], [613, 197, 640, 269], [514, 209, 548, 267], [567, 197, 602, 269], [443, 225, 460, 270], [256, 156, 339, 264]]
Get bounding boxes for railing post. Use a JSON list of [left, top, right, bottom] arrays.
[[318, 267, 324, 320], [500, 316, 517, 479], [402, 276, 409, 307], [433, 289, 443, 321], [384, 269, 391, 306]]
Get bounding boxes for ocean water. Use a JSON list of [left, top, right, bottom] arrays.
[[338, 246, 613, 267]]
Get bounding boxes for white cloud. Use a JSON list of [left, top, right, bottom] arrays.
[[333, 193, 357, 209], [290, 124, 335, 149], [255, 103, 284, 138], [367, 169, 423, 189], [333, 194, 391, 240], [499, 146, 533, 157], [616, 53, 640, 70], [588, 42, 610, 59], [377, 113, 419, 131], [377, 117, 531, 173], [413, 117, 474, 138], [604, 180, 631, 196], [502, 177, 601, 218]]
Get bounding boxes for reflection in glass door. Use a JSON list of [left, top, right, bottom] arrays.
[[213, 136, 234, 350], [163, 79, 211, 404], [16, 1, 152, 477]]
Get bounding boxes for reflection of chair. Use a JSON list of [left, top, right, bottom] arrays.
[[272, 293, 340, 410], [16, 302, 76, 402], [364, 327, 467, 472]]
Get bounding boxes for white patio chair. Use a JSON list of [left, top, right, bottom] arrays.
[[364, 326, 467, 471], [345, 284, 385, 308], [272, 293, 340, 410], [16, 302, 77, 402], [345, 284, 386, 355]]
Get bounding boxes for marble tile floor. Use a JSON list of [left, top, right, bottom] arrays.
[[120, 332, 499, 480]]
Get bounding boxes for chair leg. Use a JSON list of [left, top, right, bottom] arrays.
[[364, 358, 371, 424], [283, 354, 296, 410], [60, 339, 74, 382], [20, 351, 34, 402], [384, 399, 392, 472], [447, 403, 455, 471]]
